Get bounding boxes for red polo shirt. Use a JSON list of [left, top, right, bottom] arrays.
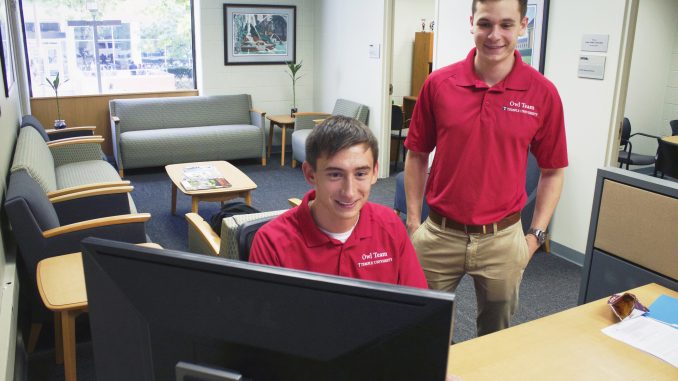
[[405, 48, 568, 225], [249, 190, 428, 289]]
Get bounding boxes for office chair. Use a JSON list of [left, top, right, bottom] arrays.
[[393, 171, 429, 223], [617, 117, 659, 169], [236, 215, 279, 261], [391, 104, 409, 172], [670, 120, 678, 136], [654, 138, 678, 179]]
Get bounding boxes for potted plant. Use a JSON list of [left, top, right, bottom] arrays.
[[46, 73, 68, 129], [286, 61, 303, 117]]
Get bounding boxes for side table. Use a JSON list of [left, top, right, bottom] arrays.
[[266, 114, 295, 166]]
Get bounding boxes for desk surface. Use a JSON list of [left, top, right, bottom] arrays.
[[447, 283, 678, 380], [663, 135, 678, 144]]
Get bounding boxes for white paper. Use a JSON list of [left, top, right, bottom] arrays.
[[602, 316, 678, 367]]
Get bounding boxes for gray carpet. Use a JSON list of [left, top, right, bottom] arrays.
[[31, 155, 581, 380]]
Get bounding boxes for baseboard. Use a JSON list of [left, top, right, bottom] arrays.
[[549, 241, 585, 267]]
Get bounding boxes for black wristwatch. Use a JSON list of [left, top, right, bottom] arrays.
[[527, 227, 547, 245]]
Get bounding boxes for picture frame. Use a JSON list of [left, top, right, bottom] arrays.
[[223, 4, 296, 65], [0, 0, 15, 97], [518, 0, 550, 73]]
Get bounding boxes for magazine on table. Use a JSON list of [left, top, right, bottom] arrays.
[[181, 165, 231, 191]]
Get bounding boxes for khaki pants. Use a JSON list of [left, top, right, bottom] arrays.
[[412, 218, 530, 336]]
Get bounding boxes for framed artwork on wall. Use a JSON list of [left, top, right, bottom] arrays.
[[519, 0, 550, 73], [0, 0, 15, 97], [223, 4, 296, 65]]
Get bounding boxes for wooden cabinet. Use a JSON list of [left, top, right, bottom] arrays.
[[411, 32, 434, 96]]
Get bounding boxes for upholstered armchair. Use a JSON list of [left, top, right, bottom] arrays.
[[11, 124, 135, 221], [291, 99, 370, 168], [185, 210, 286, 260], [4, 170, 151, 351], [5, 170, 150, 280]]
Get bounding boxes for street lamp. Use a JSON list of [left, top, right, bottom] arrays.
[[87, 1, 103, 93]]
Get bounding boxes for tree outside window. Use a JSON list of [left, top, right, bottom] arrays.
[[23, 0, 195, 97]]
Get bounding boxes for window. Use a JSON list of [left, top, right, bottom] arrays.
[[22, 0, 195, 97]]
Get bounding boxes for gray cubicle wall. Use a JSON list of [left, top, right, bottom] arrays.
[[578, 167, 678, 304]]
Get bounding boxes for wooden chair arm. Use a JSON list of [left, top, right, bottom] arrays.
[[47, 181, 131, 198], [43, 213, 151, 239], [45, 126, 97, 135], [250, 108, 266, 116], [185, 213, 220, 256], [49, 186, 134, 204], [46, 136, 104, 148], [293, 112, 331, 117], [287, 198, 302, 207]]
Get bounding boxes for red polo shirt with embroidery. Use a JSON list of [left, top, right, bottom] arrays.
[[405, 48, 568, 225], [249, 190, 428, 289]]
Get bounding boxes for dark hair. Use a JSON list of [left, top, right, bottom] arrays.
[[305, 115, 379, 169], [472, 0, 527, 19]]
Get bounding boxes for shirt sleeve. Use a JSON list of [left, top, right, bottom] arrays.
[[530, 84, 568, 169], [248, 229, 281, 266], [404, 75, 438, 154], [395, 222, 429, 289]]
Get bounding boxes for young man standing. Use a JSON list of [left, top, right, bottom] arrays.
[[405, 0, 568, 335], [250, 116, 428, 289]]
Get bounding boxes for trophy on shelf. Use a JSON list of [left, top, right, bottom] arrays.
[[421, 18, 426, 32]]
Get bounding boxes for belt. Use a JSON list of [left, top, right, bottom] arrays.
[[428, 209, 521, 234]]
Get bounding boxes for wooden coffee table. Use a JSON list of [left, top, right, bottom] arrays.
[[165, 161, 257, 214]]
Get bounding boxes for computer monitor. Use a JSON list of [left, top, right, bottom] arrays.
[[81, 237, 455, 381]]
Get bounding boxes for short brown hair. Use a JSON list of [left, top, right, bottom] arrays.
[[305, 115, 378, 170], [472, 0, 527, 19]]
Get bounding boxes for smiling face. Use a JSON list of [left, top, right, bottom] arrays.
[[302, 143, 378, 233], [470, 0, 527, 71]]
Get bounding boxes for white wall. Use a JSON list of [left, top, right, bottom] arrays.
[[433, 0, 473, 69], [545, 0, 633, 256], [314, 0, 388, 176], [624, 0, 678, 154], [392, 0, 435, 104], [196, 0, 316, 140], [0, 2, 24, 377], [664, 13, 678, 130], [434, 0, 636, 258]]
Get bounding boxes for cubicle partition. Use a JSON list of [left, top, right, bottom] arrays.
[[578, 167, 678, 304]]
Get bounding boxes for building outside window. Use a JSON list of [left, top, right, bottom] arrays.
[[22, 0, 195, 97]]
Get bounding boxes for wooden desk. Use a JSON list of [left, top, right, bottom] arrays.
[[165, 161, 257, 214], [36, 243, 162, 381], [662, 135, 678, 144], [266, 114, 296, 166], [448, 283, 678, 380]]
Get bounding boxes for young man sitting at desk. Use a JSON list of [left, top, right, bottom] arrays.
[[249, 115, 428, 288]]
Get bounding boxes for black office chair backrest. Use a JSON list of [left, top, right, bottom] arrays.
[[655, 139, 678, 179], [391, 104, 405, 132], [236, 216, 278, 262], [620, 117, 631, 147], [670, 120, 678, 136]]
